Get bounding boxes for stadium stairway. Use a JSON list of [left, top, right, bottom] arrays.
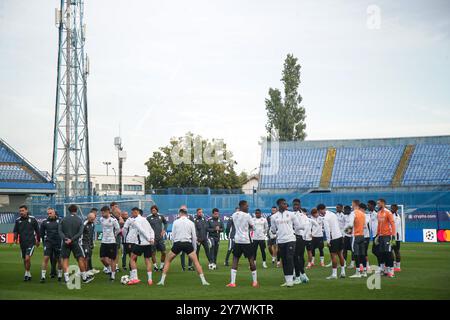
[[319, 147, 336, 189], [392, 145, 415, 187]]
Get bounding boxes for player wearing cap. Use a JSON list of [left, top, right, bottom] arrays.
[[374, 199, 396, 277], [318, 204, 346, 280], [226, 200, 258, 288], [251, 209, 269, 269], [157, 208, 209, 286]]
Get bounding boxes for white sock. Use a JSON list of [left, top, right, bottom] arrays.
[[41, 270, 46, 278], [160, 273, 166, 284], [107, 266, 111, 272], [320, 257, 324, 263], [312, 257, 315, 264], [231, 269, 237, 284], [380, 263, 385, 271], [160, 262, 164, 269], [58, 269, 62, 277], [284, 275, 293, 284], [130, 269, 137, 280], [272, 257, 275, 262], [111, 271, 116, 279], [251, 270, 257, 283], [332, 268, 337, 277], [115, 264, 119, 270], [340, 267, 346, 275], [64, 273, 69, 282], [147, 272, 152, 281], [200, 273, 207, 284]]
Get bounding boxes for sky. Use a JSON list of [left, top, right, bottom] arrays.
[[0, 0, 449, 177]]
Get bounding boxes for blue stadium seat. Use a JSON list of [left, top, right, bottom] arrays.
[[330, 146, 404, 187], [403, 144, 450, 186], [259, 148, 327, 189], [0, 164, 34, 181], [0, 145, 22, 163], [0, 213, 18, 224]]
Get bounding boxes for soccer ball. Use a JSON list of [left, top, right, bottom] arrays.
[[120, 275, 130, 285], [208, 263, 216, 270]]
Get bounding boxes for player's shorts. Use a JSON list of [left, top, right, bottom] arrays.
[[20, 244, 36, 259], [61, 241, 85, 259], [122, 242, 134, 255], [352, 236, 366, 256], [343, 236, 353, 251], [100, 243, 117, 259], [153, 239, 166, 252], [312, 237, 324, 250], [378, 236, 392, 253], [82, 245, 92, 258], [268, 238, 277, 246], [233, 243, 254, 259], [329, 237, 343, 253], [171, 241, 194, 255], [304, 240, 312, 251], [43, 242, 61, 258], [132, 244, 153, 258]]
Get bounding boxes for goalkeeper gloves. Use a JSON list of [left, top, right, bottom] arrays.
[[390, 237, 397, 247], [374, 235, 379, 245]]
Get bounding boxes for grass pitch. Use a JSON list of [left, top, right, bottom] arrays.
[[0, 242, 449, 300]]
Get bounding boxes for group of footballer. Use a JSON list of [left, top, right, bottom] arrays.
[[12, 197, 402, 287]]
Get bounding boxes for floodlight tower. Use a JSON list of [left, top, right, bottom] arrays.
[[51, 0, 91, 197]]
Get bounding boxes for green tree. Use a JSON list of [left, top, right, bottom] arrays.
[[265, 54, 306, 141], [145, 133, 245, 191]]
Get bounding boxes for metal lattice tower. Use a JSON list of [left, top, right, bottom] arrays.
[[52, 0, 91, 197]]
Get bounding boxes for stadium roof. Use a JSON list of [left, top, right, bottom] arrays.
[[0, 138, 56, 195]]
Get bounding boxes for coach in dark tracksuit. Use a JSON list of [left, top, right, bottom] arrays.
[[194, 208, 213, 264], [40, 208, 62, 281], [147, 206, 168, 271], [13, 205, 40, 281], [208, 208, 224, 266], [59, 204, 93, 283]]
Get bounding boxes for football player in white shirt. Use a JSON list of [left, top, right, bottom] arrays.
[[367, 200, 381, 267], [267, 206, 280, 267], [227, 200, 258, 288], [251, 209, 269, 269], [318, 204, 346, 279], [157, 208, 209, 286], [270, 198, 302, 287], [391, 204, 402, 272], [332, 204, 346, 268], [99, 206, 121, 281], [310, 208, 325, 267], [127, 208, 156, 285], [343, 205, 356, 269], [292, 201, 312, 284]]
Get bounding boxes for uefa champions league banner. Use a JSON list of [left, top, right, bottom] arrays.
[[404, 209, 450, 242]]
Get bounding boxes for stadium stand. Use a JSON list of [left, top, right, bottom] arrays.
[[259, 136, 450, 191], [0, 164, 34, 181], [403, 144, 450, 186], [0, 213, 18, 224]]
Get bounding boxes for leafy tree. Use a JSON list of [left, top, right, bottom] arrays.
[[145, 133, 245, 191], [265, 54, 307, 141]]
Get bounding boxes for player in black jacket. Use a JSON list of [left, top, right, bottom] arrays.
[[207, 208, 224, 268], [13, 205, 40, 281], [39, 208, 62, 282], [194, 208, 213, 266]]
